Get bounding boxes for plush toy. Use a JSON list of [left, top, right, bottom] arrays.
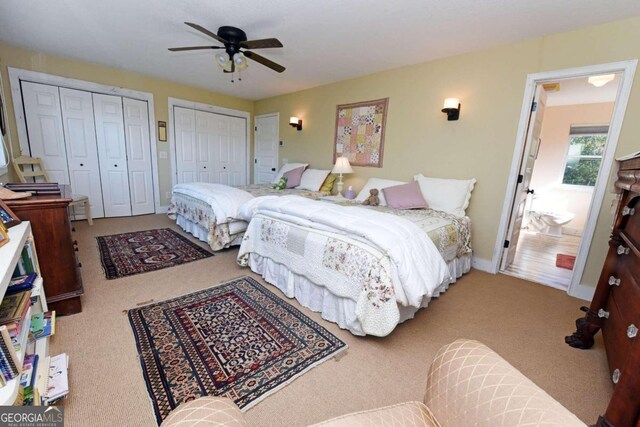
[[361, 188, 380, 206], [273, 176, 287, 190]]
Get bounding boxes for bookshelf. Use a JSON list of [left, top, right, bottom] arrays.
[[0, 222, 49, 405]]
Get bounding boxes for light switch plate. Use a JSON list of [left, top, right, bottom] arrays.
[[279, 140, 284, 146], [159, 151, 168, 159]]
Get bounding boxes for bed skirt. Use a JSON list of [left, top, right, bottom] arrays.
[[248, 252, 472, 336], [176, 214, 244, 249]]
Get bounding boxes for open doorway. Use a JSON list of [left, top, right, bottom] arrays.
[[493, 61, 637, 299]]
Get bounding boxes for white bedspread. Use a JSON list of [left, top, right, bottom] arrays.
[[239, 195, 450, 308], [172, 183, 254, 225]]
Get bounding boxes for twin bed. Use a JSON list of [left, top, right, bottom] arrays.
[[168, 171, 474, 336]]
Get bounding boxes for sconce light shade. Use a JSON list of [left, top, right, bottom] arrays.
[[289, 116, 302, 131], [441, 98, 461, 121]]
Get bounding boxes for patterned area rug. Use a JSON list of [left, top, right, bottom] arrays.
[[128, 276, 347, 424], [97, 228, 213, 279], [556, 253, 576, 270]]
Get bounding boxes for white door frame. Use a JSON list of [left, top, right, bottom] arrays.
[[8, 67, 161, 213], [492, 60, 637, 301], [168, 97, 251, 189], [253, 112, 279, 184]]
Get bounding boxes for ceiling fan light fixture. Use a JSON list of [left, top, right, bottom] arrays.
[[234, 52, 248, 71], [588, 74, 615, 87], [215, 52, 232, 71]]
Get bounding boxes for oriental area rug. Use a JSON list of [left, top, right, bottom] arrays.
[[128, 276, 347, 424], [96, 228, 212, 279]]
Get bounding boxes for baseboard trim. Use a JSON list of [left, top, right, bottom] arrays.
[[155, 205, 169, 214], [472, 256, 494, 273], [568, 283, 596, 302]]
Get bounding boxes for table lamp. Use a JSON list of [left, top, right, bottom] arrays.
[[331, 156, 353, 196]]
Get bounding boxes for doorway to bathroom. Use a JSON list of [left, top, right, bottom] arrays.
[[494, 61, 637, 298]]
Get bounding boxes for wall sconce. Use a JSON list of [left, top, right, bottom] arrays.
[[441, 98, 461, 121], [289, 116, 302, 131]]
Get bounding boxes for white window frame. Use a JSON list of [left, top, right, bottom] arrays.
[[560, 127, 608, 189]]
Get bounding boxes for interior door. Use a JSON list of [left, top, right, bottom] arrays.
[[93, 93, 132, 217], [254, 114, 279, 184], [174, 107, 197, 184], [501, 85, 547, 270], [195, 110, 217, 183], [21, 81, 70, 184], [123, 97, 155, 215], [59, 87, 105, 218], [211, 114, 247, 186]]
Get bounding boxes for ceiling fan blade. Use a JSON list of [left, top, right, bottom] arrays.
[[240, 38, 283, 49], [243, 51, 286, 73], [184, 22, 227, 44], [168, 46, 223, 52]]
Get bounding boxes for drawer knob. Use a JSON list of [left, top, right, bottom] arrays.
[[617, 245, 630, 255], [598, 309, 610, 319], [621, 206, 635, 216], [612, 368, 621, 384], [608, 276, 621, 286], [628, 324, 638, 339]]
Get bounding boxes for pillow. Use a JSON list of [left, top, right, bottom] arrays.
[[283, 166, 305, 188], [319, 175, 337, 194], [355, 178, 407, 206], [271, 163, 309, 184], [382, 181, 428, 209], [273, 176, 287, 190], [413, 174, 476, 217], [296, 169, 331, 191]]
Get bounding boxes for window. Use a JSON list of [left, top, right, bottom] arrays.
[[562, 125, 608, 187]]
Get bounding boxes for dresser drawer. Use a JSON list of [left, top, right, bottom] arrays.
[[608, 250, 640, 326], [618, 196, 640, 247], [602, 294, 632, 383]]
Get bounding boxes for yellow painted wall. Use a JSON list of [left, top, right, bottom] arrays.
[[254, 16, 640, 288], [0, 42, 253, 205]]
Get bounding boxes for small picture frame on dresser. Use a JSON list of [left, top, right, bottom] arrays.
[[0, 199, 21, 229], [0, 221, 8, 248]]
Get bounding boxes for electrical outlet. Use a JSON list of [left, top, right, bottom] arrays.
[[279, 140, 284, 147]]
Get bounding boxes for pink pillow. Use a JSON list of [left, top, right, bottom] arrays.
[[283, 166, 305, 188], [382, 181, 428, 209]]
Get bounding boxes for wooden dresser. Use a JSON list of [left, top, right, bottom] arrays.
[[566, 154, 640, 427], [6, 185, 84, 315]]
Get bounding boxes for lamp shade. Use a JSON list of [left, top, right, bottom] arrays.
[[289, 116, 299, 125], [332, 156, 353, 174], [443, 98, 460, 109], [215, 52, 232, 72], [234, 52, 248, 71]]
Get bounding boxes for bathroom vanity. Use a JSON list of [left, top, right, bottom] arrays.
[[565, 153, 640, 427]]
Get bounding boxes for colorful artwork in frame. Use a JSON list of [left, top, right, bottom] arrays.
[[333, 98, 388, 168]]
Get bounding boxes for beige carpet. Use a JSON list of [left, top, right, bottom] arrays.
[[50, 214, 611, 426]]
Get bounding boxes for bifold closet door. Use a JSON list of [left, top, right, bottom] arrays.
[[59, 88, 105, 218], [123, 98, 154, 215], [213, 114, 246, 186], [195, 110, 218, 183], [93, 93, 132, 217], [174, 107, 197, 184], [21, 82, 70, 184]]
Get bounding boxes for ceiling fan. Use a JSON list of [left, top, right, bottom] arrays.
[[169, 22, 285, 76]]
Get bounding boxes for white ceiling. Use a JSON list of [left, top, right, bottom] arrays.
[[546, 74, 621, 106], [1, 0, 640, 100]]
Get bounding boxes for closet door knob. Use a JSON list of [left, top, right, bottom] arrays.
[[80, 163, 84, 167], [114, 164, 118, 167], [203, 166, 207, 169]]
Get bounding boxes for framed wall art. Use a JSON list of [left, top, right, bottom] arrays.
[[0, 199, 21, 229], [333, 98, 388, 168]]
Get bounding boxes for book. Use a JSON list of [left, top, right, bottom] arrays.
[[7, 273, 37, 295], [30, 311, 55, 340], [20, 354, 39, 389], [0, 290, 32, 325], [44, 353, 69, 405], [35, 356, 50, 405], [11, 306, 32, 353], [0, 325, 22, 382], [6, 300, 31, 341]]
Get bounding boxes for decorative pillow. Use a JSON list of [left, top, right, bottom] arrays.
[[271, 163, 309, 184], [273, 176, 287, 190], [296, 169, 331, 191], [382, 181, 428, 209], [355, 178, 407, 206], [319, 175, 337, 194], [283, 166, 305, 188], [413, 174, 476, 217]]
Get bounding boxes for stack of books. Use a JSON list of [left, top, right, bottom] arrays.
[[18, 354, 39, 406], [0, 290, 32, 353], [30, 311, 56, 340], [36, 353, 69, 405], [0, 326, 22, 386], [7, 273, 36, 296]]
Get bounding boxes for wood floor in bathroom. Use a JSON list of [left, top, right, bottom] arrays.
[[505, 231, 581, 289]]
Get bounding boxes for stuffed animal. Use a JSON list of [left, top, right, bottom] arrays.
[[361, 188, 380, 206], [273, 176, 287, 190]]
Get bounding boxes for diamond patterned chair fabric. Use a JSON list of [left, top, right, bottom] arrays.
[[162, 339, 586, 427]]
